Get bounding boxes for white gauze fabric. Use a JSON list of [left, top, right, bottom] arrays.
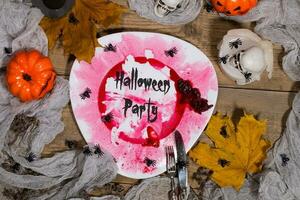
[[128, 0, 202, 25], [0, 0, 48, 68]]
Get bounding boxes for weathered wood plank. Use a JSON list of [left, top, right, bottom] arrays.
[[43, 87, 296, 188], [49, 9, 299, 92]]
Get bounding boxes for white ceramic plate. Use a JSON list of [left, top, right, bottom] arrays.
[[70, 32, 218, 179]]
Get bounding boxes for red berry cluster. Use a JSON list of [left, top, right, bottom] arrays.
[[176, 79, 213, 114]]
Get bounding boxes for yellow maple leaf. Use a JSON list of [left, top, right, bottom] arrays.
[[40, 0, 126, 62], [189, 113, 271, 190]]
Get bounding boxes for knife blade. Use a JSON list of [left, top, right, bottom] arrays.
[[174, 130, 188, 199]]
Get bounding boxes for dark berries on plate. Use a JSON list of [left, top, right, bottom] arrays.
[[176, 78, 213, 114], [177, 79, 193, 96]]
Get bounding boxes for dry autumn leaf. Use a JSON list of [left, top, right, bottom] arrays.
[[189, 113, 271, 190], [40, 0, 126, 62]]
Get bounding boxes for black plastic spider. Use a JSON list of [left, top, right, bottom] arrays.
[[243, 71, 252, 82], [218, 159, 230, 168], [165, 47, 178, 57], [144, 157, 156, 167], [96, 32, 101, 39], [219, 55, 229, 64], [65, 140, 78, 149], [68, 12, 79, 25], [11, 163, 20, 173], [205, 3, 214, 13], [111, 183, 125, 193], [280, 154, 290, 167], [229, 38, 242, 49], [4, 47, 12, 55], [26, 152, 37, 162], [80, 88, 92, 100], [101, 112, 113, 123], [94, 144, 104, 157], [220, 126, 228, 138], [104, 43, 117, 52], [83, 146, 93, 156]]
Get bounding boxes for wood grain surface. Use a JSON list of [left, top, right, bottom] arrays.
[[44, 0, 299, 197]]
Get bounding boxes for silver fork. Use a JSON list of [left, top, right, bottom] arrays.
[[166, 145, 178, 200]]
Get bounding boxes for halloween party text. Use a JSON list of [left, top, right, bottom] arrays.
[[114, 68, 171, 122]]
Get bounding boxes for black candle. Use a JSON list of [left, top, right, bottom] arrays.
[[32, 0, 74, 18], [42, 0, 66, 9]]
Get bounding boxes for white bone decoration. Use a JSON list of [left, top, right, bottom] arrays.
[[154, 0, 183, 17], [218, 29, 273, 85]]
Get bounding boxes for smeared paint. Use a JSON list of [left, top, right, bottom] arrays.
[[98, 56, 185, 144]]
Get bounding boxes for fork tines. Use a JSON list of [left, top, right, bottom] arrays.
[[166, 146, 176, 173], [166, 145, 178, 200]]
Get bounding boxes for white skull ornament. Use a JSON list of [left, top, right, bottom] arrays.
[[228, 47, 267, 83], [154, 0, 183, 17], [218, 29, 273, 85]]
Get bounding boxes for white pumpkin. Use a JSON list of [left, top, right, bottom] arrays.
[[218, 29, 273, 85]]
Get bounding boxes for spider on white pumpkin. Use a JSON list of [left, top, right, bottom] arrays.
[[218, 29, 273, 85]]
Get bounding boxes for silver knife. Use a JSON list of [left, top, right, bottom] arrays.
[[174, 130, 188, 200]]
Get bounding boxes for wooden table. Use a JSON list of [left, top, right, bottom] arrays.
[[43, 0, 300, 197]]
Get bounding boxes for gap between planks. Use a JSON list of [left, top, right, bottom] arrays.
[[42, 87, 296, 188]]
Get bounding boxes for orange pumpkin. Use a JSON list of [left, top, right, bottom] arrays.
[[211, 0, 257, 16], [6, 50, 56, 102]]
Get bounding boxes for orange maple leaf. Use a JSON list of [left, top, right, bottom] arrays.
[[189, 113, 271, 190], [40, 0, 126, 62]]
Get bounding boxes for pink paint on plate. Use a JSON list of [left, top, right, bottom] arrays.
[[69, 32, 218, 179]]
